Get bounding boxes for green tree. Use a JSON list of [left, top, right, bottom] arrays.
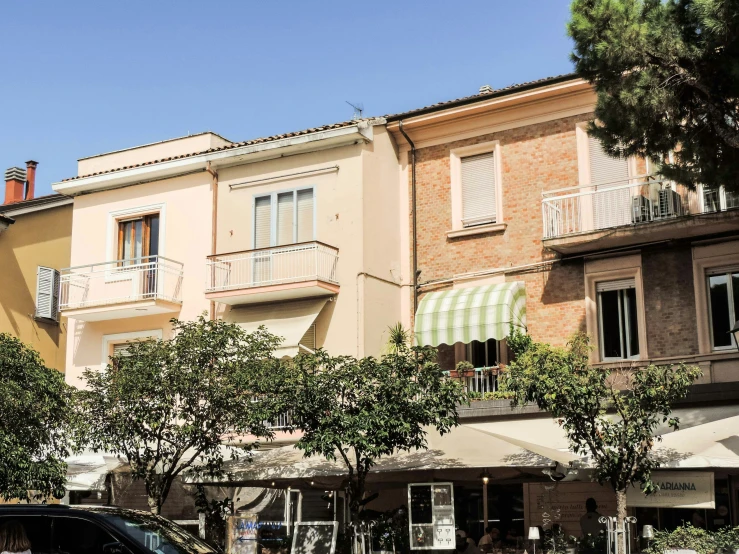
[[503, 330, 701, 553], [0, 333, 72, 501], [568, 0, 739, 191], [74, 316, 282, 514], [283, 330, 466, 526]]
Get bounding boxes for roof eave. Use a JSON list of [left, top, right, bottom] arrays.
[[53, 122, 375, 196], [386, 74, 584, 123]]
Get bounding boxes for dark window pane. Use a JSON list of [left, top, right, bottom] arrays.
[[0, 516, 51, 554], [148, 214, 160, 257], [709, 274, 732, 348], [486, 338, 499, 366], [599, 290, 623, 359], [469, 340, 487, 368], [410, 485, 433, 524], [53, 517, 113, 554], [625, 288, 640, 357]]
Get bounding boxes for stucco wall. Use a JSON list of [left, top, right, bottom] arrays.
[[0, 204, 72, 371], [65, 172, 213, 386]]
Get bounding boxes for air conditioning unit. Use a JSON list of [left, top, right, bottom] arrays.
[[632, 195, 652, 223], [657, 188, 684, 218]]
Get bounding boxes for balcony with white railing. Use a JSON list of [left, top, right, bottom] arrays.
[[60, 255, 184, 321], [542, 177, 739, 254], [205, 241, 340, 305]]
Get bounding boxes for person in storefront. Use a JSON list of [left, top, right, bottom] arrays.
[[478, 526, 501, 552], [456, 530, 481, 554], [580, 498, 605, 537], [504, 527, 520, 547]]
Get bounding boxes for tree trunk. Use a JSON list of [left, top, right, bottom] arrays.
[[615, 489, 627, 554]]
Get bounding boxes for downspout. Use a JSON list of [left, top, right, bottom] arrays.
[[398, 121, 418, 315], [206, 162, 218, 321]]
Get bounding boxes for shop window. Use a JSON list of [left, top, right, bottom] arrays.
[[597, 279, 640, 361], [707, 267, 739, 350]]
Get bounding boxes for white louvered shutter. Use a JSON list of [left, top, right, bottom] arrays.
[[589, 135, 632, 229], [296, 188, 314, 242], [277, 192, 294, 245], [35, 266, 60, 321], [254, 196, 272, 248], [588, 135, 629, 186], [596, 278, 636, 293], [461, 152, 497, 227]]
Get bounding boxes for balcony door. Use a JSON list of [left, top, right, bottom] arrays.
[[253, 188, 314, 285], [118, 213, 160, 295], [589, 135, 632, 230]]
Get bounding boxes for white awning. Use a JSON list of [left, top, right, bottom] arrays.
[[65, 453, 127, 491], [654, 415, 739, 468], [196, 422, 578, 488], [227, 298, 327, 357]]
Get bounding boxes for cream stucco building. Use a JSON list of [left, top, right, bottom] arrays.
[[53, 120, 405, 388]]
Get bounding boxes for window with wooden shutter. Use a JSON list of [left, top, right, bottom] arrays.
[[112, 343, 131, 357], [35, 266, 60, 322], [461, 152, 497, 227], [117, 214, 160, 265]]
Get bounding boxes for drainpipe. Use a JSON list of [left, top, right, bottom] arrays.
[[398, 120, 418, 315], [206, 162, 218, 321]]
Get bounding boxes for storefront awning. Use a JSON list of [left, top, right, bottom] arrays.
[[653, 414, 739, 468], [65, 453, 127, 491], [227, 298, 327, 357], [414, 282, 526, 346], [195, 422, 574, 488]]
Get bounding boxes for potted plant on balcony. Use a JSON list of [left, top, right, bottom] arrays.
[[449, 360, 475, 379]]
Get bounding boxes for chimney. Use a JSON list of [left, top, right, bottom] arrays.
[[25, 160, 38, 200], [4, 167, 27, 204]]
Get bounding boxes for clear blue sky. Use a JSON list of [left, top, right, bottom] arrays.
[[0, 0, 574, 197]]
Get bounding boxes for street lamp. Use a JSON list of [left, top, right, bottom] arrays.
[[480, 470, 491, 530], [731, 321, 739, 349]]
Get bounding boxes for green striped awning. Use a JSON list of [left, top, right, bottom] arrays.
[[414, 282, 527, 347]]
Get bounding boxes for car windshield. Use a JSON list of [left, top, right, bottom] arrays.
[[87, 509, 217, 554]]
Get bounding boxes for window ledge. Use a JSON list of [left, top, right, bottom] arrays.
[[447, 222, 507, 239]]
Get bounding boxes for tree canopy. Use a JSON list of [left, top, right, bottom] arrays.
[[283, 329, 467, 524], [569, 0, 739, 191], [74, 316, 282, 514], [0, 333, 72, 501], [503, 330, 701, 548]]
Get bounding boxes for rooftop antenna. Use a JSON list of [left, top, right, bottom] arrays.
[[346, 101, 364, 120]]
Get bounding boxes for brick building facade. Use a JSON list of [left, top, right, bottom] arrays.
[[388, 75, 739, 381]]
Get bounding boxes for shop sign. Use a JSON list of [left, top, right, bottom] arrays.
[[626, 472, 715, 509], [226, 515, 285, 554], [408, 482, 456, 550]]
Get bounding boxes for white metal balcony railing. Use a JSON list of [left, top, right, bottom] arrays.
[[266, 411, 295, 430], [462, 370, 499, 394], [206, 241, 339, 293], [60, 255, 184, 311], [542, 176, 739, 240]]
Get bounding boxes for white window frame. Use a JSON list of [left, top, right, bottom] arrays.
[[584, 254, 648, 363], [101, 329, 163, 369], [252, 186, 316, 248], [596, 282, 640, 362], [705, 266, 739, 351], [449, 141, 504, 234]]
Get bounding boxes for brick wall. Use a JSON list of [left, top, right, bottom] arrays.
[[642, 244, 699, 358], [414, 114, 590, 347]]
